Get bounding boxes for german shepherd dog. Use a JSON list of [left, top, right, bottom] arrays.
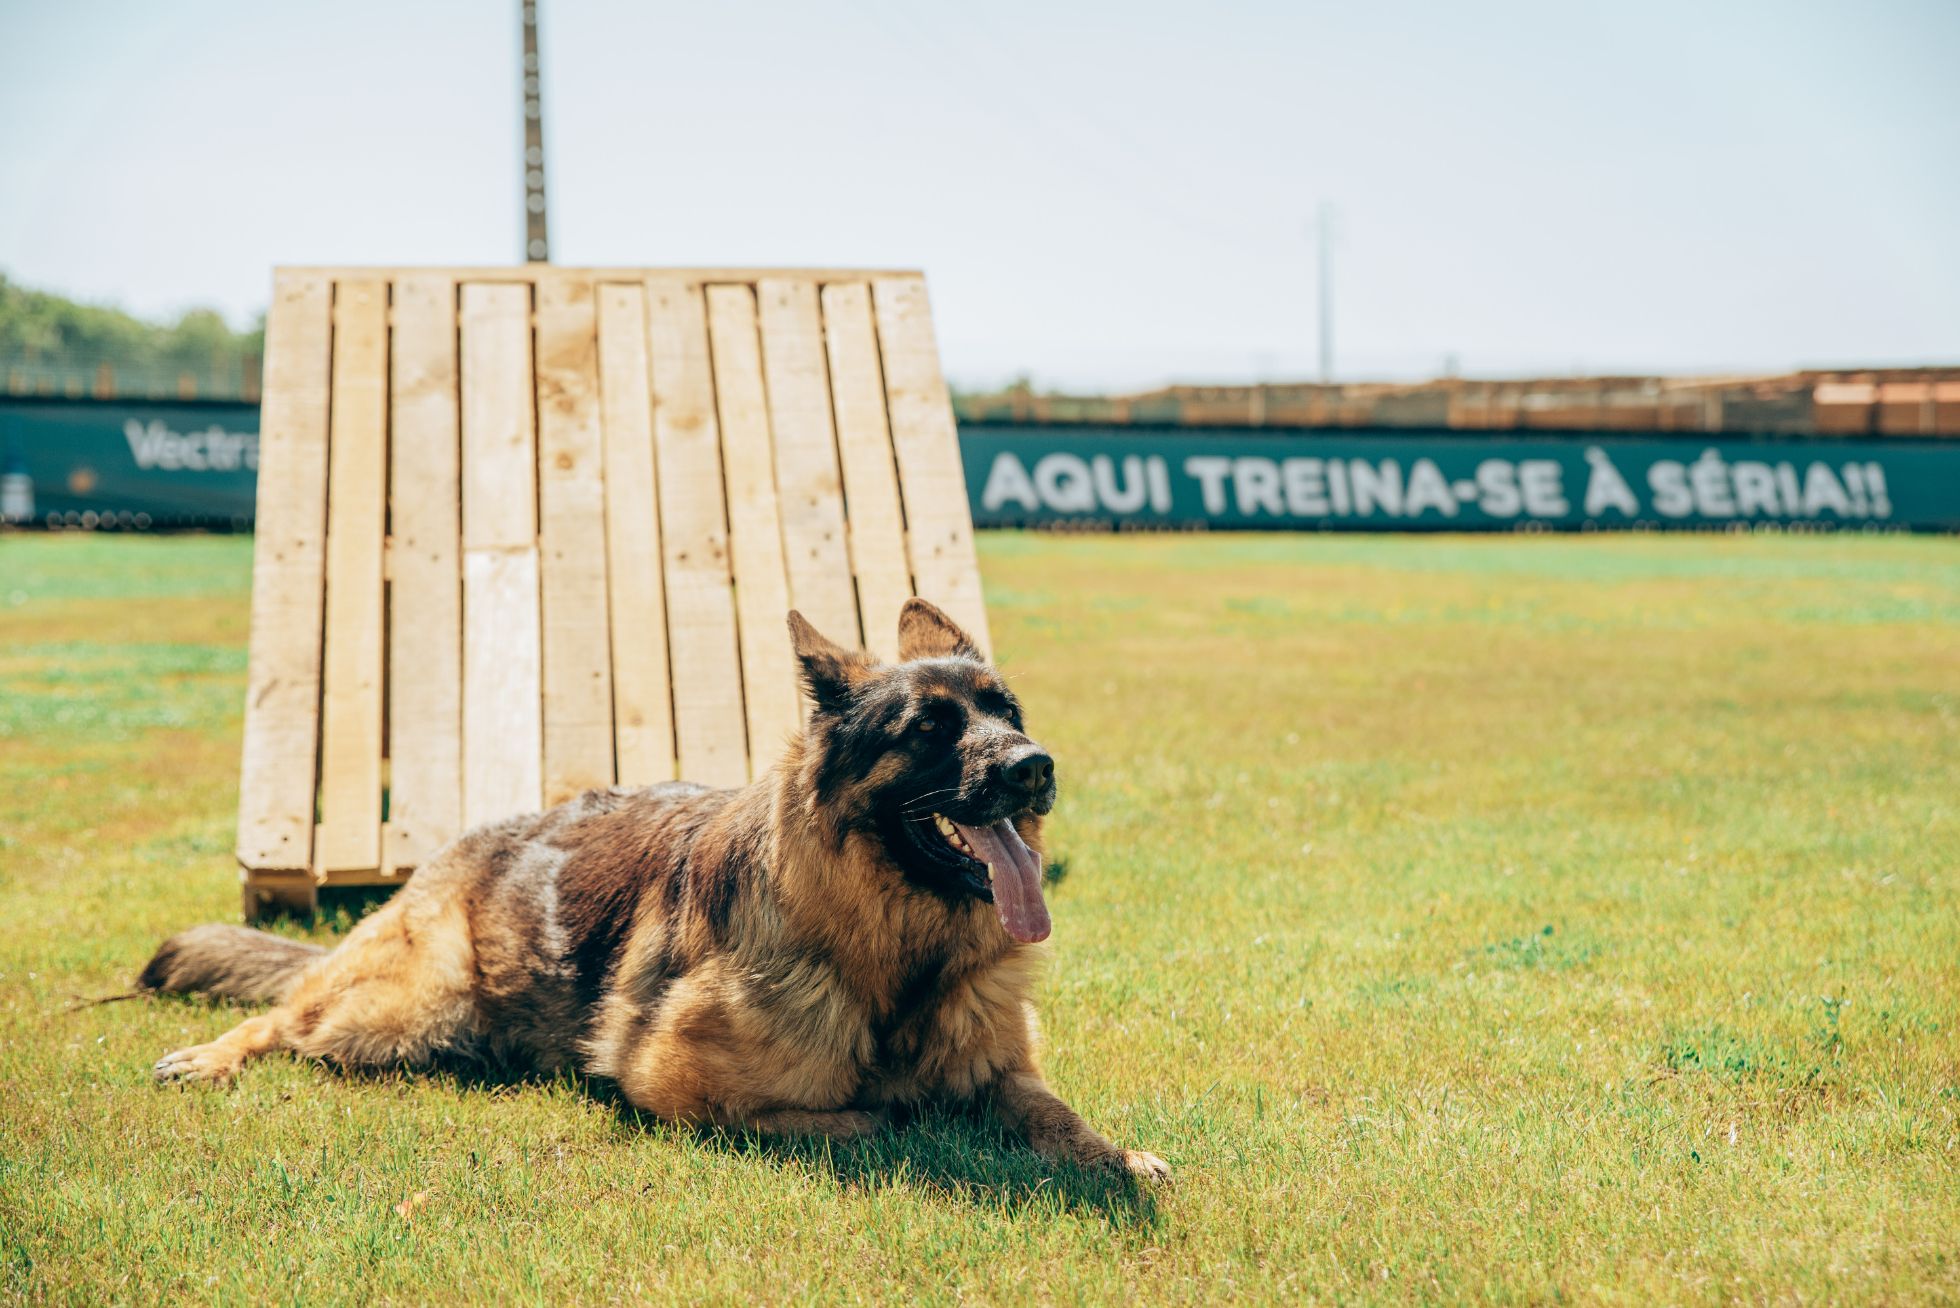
[[140, 600, 1169, 1181]]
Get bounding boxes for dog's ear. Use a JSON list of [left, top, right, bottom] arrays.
[[897, 598, 982, 662], [787, 610, 874, 714]]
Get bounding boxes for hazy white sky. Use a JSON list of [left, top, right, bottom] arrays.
[[3, 0, 1957, 388]]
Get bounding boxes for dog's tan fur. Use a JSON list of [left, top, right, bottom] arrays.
[[144, 601, 1167, 1181]]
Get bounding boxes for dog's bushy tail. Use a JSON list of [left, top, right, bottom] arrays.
[[137, 924, 326, 1002]]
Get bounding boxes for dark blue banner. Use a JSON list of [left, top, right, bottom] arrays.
[[1, 399, 259, 528], [962, 427, 1960, 532]]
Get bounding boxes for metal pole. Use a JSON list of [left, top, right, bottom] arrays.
[[521, 1, 549, 262]]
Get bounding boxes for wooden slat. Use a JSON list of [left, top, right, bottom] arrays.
[[384, 273, 462, 875], [873, 277, 990, 656], [460, 283, 543, 824], [323, 828, 451, 887], [236, 273, 334, 872], [314, 279, 388, 874], [758, 279, 860, 650], [596, 283, 677, 784], [461, 286, 539, 552], [462, 551, 543, 824], [327, 827, 410, 886], [645, 279, 748, 786], [822, 283, 914, 663], [536, 276, 615, 805], [706, 285, 799, 772]]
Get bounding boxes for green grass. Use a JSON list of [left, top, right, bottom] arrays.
[[2, 530, 1957, 1305]]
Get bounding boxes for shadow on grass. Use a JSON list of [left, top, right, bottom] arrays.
[[418, 1062, 1160, 1227], [584, 1075, 1162, 1229], [665, 1101, 1163, 1229], [133, 994, 1161, 1230]]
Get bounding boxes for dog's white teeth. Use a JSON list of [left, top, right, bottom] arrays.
[[933, 812, 976, 855]]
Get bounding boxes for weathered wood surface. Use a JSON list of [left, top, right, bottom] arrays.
[[239, 267, 979, 912]]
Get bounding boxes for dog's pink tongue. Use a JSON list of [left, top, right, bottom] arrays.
[[953, 820, 1051, 943]]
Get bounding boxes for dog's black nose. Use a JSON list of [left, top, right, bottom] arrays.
[[1003, 750, 1055, 793]]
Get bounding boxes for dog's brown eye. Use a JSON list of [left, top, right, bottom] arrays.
[[914, 704, 961, 737]]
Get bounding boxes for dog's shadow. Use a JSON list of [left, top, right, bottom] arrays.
[[386, 1057, 1162, 1228], [129, 979, 1161, 1229], [660, 1101, 1163, 1229]]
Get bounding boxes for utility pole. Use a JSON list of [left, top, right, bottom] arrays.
[[521, 1, 549, 262], [1314, 201, 1336, 383]]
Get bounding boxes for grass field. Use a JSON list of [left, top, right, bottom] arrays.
[[2, 530, 1957, 1305]]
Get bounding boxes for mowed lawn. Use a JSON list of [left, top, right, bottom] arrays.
[[2, 530, 1957, 1305]]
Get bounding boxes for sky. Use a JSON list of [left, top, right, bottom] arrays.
[[3, 0, 1957, 390]]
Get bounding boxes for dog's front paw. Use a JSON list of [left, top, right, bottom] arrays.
[[1084, 1146, 1171, 1183], [1115, 1148, 1172, 1183], [153, 1042, 241, 1086]]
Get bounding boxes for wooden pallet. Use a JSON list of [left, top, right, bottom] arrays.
[[237, 267, 988, 919]]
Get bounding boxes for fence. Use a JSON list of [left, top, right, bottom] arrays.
[[955, 374, 1960, 437], [3, 358, 260, 405]]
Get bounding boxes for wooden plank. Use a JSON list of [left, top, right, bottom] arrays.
[[462, 550, 543, 824], [535, 275, 615, 805], [873, 278, 991, 656], [461, 284, 539, 551], [821, 283, 914, 663], [596, 282, 677, 784], [645, 279, 748, 787], [459, 283, 543, 824], [323, 836, 405, 886], [758, 279, 860, 651], [705, 284, 799, 772], [384, 273, 462, 875], [236, 272, 334, 873], [313, 278, 388, 875], [323, 829, 417, 886]]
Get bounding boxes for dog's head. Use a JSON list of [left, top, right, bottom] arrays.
[[788, 599, 1054, 943]]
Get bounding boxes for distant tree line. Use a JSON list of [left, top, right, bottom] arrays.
[[0, 273, 263, 396]]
